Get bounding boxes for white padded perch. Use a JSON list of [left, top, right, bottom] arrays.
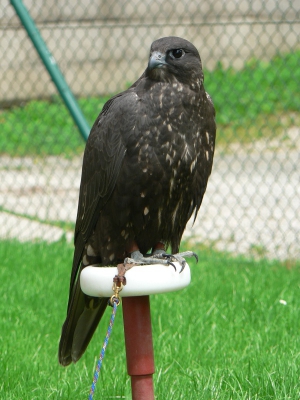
[[80, 262, 191, 297]]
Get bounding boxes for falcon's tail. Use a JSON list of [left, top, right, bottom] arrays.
[[58, 279, 107, 366]]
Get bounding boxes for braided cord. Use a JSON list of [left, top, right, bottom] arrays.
[[88, 299, 119, 400]]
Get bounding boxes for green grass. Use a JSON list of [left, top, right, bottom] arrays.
[[1, 239, 299, 399], [1, 51, 299, 156], [0, 96, 109, 157]]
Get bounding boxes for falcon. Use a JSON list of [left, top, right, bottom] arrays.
[[59, 36, 216, 366]]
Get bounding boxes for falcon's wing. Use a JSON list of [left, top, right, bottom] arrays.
[[189, 92, 216, 223], [69, 90, 138, 293]]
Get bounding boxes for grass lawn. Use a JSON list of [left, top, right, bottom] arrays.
[[1, 51, 299, 157], [0, 239, 299, 399]]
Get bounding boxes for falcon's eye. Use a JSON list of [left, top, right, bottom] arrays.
[[170, 49, 185, 59]]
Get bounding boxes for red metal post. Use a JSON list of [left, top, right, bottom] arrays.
[[122, 296, 155, 400]]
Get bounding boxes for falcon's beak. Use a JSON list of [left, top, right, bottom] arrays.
[[148, 51, 167, 70]]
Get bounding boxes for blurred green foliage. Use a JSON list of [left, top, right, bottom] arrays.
[[0, 51, 299, 157], [205, 51, 300, 125]]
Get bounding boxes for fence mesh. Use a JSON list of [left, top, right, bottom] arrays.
[[1, 1, 299, 260]]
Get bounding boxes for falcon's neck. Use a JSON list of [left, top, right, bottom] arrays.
[[145, 66, 203, 92], [138, 71, 204, 98]]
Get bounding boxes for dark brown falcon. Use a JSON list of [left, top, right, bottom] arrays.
[[59, 36, 216, 366]]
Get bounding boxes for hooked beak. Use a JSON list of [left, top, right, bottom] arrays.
[[148, 51, 167, 70]]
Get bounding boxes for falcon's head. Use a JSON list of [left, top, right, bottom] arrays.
[[146, 36, 204, 87]]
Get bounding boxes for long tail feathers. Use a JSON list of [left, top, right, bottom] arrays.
[[58, 279, 107, 366]]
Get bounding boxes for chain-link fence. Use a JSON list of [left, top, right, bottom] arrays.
[[1, 1, 299, 260]]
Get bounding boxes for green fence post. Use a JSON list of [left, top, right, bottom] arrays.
[[10, 0, 90, 142]]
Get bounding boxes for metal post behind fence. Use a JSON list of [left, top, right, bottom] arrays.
[[10, 0, 90, 141]]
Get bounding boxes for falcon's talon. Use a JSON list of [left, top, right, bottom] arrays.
[[126, 250, 170, 266], [155, 250, 198, 273], [179, 261, 186, 274], [167, 260, 177, 271], [192, 252, 199, 263]]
